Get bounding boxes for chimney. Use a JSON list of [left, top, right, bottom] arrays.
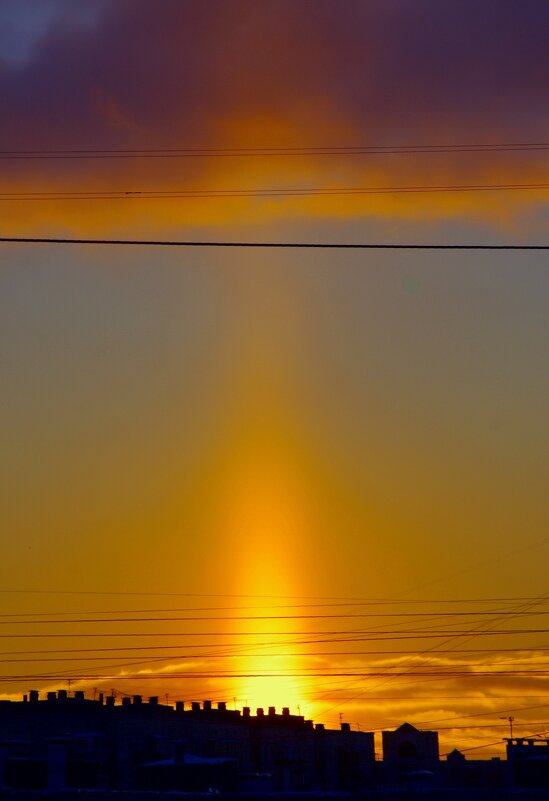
[[315, 723, 325, 732], [341, 722, 351, 733], [47, 692, 57, 702], [29, 690, 39, 703], [203, 700, 212, 711], [148, 696, 158, 705], [268, 706, 276, 717], [256, 708, 264, 718], [98, 693, 104, 705], [282, 707, 290, 717], [191, 702, 200, 712], [122, 697, 131, 708], [218, 701, 226, 712], [243, 707, 251, 718], [57, 690, 67, 702], [23, 694, 28, 703], [74, 691, 85, 701], [175, 701, 184, 713], [106, 696, 115, 707], [132, 695, 142, 705]]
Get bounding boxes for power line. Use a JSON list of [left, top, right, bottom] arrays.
[[0, 656, 545, 670], [308, 695, 549, 701], [1, 141, 548, 159], [1, 182, 548, 200], [5, 610, 549, 624], [378, 722, 549, 733], [0, 627, 549, 639], [0, 592, 548, 604], [0, 655, 546, 669], [2, 643, 548, 658], [441, 723, 549, 757], [5, 670, 549, 680], [5, 597, 549, 617], [0, 590, 492, 599], [0, 238, 547, 249], [314, 592, 549, 717], [416, 703, 549, 729], [441, 739, 507, 756]]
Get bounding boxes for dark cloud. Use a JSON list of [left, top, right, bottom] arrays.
[[0, 0, 105, 66], [1, 0, 546, 147], [1, 0, 547, 234]]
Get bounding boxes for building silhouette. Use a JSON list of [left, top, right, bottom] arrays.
[[0, 691, 374, 793], [381, 722, 439, 788], [0, 690, 547, 795]]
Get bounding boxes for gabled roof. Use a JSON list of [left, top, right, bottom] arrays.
[[395, 722, 419, 733]]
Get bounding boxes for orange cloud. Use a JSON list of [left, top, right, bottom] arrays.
[[0, 0, 546, 237]]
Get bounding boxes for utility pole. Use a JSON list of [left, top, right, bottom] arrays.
[[500, 716, 514, 738]]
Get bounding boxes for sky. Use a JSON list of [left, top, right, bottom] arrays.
[[0, 0, 548, 757]]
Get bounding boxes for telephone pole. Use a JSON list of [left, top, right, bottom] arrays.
[[500, 716, 515, 738]]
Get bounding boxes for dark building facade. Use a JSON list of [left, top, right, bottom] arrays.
[[381, 721, 439, 784], [506, 737, 549, 788], [0, 691, 375, 793], [2, 691, 548, 794]]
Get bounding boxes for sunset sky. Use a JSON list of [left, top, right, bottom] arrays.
[[1, 0, 548, 757]]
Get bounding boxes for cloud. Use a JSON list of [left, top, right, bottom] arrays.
[[1, 646, 548, 755], [1, 0, 547, 234], [0, 0, 105, 66]]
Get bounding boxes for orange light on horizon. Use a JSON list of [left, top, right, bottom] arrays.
[[220, 460, 310, 715]]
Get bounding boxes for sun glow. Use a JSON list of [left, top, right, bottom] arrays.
[[223, 463, 309, 714]]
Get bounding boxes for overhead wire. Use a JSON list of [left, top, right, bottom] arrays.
[[1, 181, 548, 200], [5, 609, 549, 625], [313, 591, 549, 719], [4, 669, 549, 681], [1, 141, 548, 159], [3, 595, 549, 613], [0, 589, 547, 601], [2, 597, 547, 746], [1, 627, 549, 639], [1, 237, 548, 249], [3, 644, 548, 659]]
